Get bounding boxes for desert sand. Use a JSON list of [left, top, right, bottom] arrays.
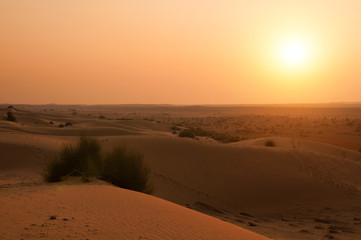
[[1, 104, 361, 240]]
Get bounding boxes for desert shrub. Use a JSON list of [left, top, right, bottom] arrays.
[[143, 118, 154, 121], [43, 136, 102, 182], [44, 136, 151, 193], [71, 135, 102, 175], [6, 111, 16, 122], [65, 122, 72, 126], [178, 127, 240, 143], [58, 124, 65, 128], [191, 127, 208, 137], [44, 155, 68, 182], [179, 129, 195, 138], [171, 126, 181, 134], [98, 115, 105, 119], [101, 145, 151, 193], [49, 121, 54, 125], [265, 140, 275, 147], [171, 126, 180, 132], [212, 133, 241, 143], [359, 148, 361, 153]]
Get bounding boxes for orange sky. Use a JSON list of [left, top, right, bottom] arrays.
[[1, 0, 360, 105]]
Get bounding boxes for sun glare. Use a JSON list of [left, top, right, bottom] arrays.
[[280, 40, 309, 66], [283, 43, 306, 63], [264, 33, 318, 82]]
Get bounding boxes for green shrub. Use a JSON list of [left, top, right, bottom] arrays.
[[43, 136, 102, 182], [44, 157, 74, 182], [101, 145, 151, 193], [265, 140, 275, 147], [44, 136, 151, 193], [6, 111, 16, 122]]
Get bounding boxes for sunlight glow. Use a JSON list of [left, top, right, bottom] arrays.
[[281, 41, 309, 65]]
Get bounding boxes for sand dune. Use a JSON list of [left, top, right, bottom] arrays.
[[110, 135, 361, 212], [0, 179, 269, 240], [1, 106, 361, 239], [238, 137, 361, 161]]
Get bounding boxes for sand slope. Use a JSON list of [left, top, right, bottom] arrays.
[[0, 179, 270, 240], [107, 135, 361, 212]]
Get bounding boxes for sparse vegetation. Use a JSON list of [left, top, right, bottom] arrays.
[[179, 129, 195, 138], [6, 111, 16, 122], [171, 126, 180, 134], [116, 117, 134, 120], [171, 126, 181, 131], [209, 132, 241, 143], [101, 145, 151, 193], [265, 140, 275, 147], [178, 127, 241, 143], [45, 135, 102, 182], [65, 122, 72, 126], [58, 124, 65, 128], [44, 136, 151, 193], [143, 118, 155, 121]]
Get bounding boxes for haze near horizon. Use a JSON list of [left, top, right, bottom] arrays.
[[1, 1, 360, 105]]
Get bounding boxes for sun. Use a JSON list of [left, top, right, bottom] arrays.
[[280, 40, 309, 66], [265, 34, 317, 80]]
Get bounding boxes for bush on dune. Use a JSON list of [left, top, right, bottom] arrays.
[[179, 129, 195, 138], [6, 111, 16, 122], [265, 140, 275, 147], [44, 136, 102, 182], [44, 136, 151, 193], [101, 146, 151, 193]]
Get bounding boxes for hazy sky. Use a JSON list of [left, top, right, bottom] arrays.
[[1, 0, 360, 104]]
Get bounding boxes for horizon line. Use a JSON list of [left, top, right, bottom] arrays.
[[1, 101, 361, 107]]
